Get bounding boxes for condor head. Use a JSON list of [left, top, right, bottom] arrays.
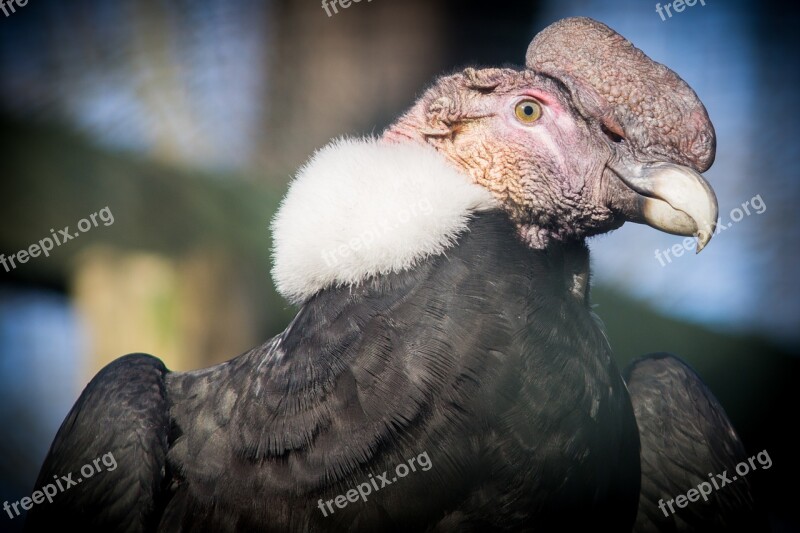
[[384, 17, 718, 252]]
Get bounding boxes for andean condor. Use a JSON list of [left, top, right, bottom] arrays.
[[25, 17, 763, 533]]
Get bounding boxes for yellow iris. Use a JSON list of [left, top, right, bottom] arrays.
[[514, 100, 542, 124]]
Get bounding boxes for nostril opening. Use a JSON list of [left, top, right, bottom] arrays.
[[601, 124, 624, 143]]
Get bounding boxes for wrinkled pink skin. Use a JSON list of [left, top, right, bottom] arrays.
[[383, 18, 715, 249], [384, 68, 632, 248]]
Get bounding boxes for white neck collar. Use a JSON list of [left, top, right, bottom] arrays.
[[270, 137, 496, 304]]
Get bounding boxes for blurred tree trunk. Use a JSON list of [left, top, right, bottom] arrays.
[[73, 246, 264, 377], [259, 0, 446, 175]]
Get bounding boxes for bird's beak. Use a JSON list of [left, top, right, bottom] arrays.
[[609, 161, 719, 253]]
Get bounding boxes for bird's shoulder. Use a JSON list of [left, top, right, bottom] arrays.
[[26, 353, 170, 532], [624, 353, 766, 532]]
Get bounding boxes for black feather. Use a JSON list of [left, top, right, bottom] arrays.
[[25, 354, 169, 532], [624, 353, 766, 533]]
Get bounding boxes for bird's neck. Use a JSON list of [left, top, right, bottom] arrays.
[[543, 240, 592, 303]]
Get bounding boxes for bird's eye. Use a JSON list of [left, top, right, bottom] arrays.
[[514, 99, 542, 124]]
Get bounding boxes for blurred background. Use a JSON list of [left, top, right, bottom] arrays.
[[0, 0, 797, 530]]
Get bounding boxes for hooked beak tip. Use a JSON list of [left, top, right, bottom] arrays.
[[610, 161, 719, 253]]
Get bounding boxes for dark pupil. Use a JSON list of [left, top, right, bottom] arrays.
[[523, 105, 534, 116]]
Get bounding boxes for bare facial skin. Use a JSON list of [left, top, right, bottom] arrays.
[[385, 67, 620, 248], [384, 17, 718, 251]]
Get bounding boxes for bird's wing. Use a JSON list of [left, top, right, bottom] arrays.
[[25, 353, 170, 533], [623, 353, 766, 532]]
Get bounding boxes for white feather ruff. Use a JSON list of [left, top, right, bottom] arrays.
[[270, 137, 496, 304]]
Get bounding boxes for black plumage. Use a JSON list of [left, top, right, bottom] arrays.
[[25, 354, 169, 532], [625, 354, 766, 532], [27, 212, 643, 532]]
